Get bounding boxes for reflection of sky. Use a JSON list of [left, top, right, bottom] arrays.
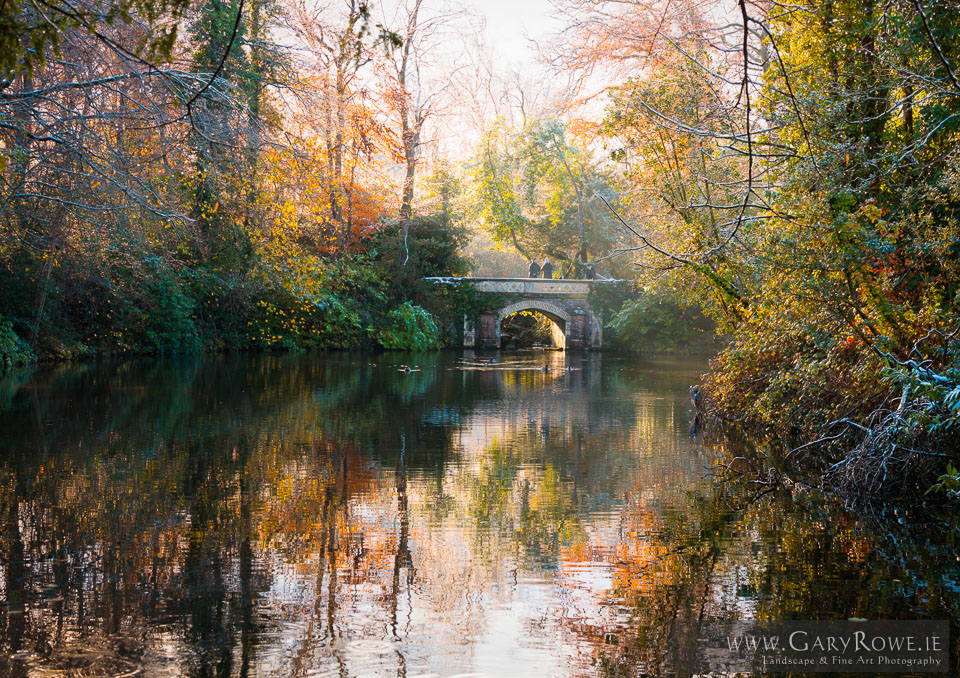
[[349, 362, 702, 674], [240, 357, 709, 676]]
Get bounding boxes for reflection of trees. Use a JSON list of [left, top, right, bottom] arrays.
[[0, 351, 706, 676], [0, 353, 442, 675], [558, 465, 960, 677], [433, 355, 701, 574], [3, 352, 952, 677]]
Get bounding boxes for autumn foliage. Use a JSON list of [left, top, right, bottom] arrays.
[[0, 0, 468, 360]]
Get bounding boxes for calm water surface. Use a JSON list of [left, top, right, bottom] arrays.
[[0, 351, 957, 677]]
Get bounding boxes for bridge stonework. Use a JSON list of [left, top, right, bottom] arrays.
[[428, 278, 604, 349]]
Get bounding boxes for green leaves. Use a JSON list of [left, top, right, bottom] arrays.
[[608, 288, 713, 353], [0, 315, 34, 371], [0, 0, 194, 77], [375, 302, 440, 350], [926, 463, 960, 500], [469, 118, 617, 267]]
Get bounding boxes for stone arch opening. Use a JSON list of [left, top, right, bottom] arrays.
[[497, 300, 572, 349]]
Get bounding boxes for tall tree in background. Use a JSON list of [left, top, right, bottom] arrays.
[[383, 0, 463, 266], [600, 48, 751, 322], [393, 0, 425, 224], [470, 119, 621, 274], [524, 119, 590, 265], [186, 0, 281, 272], [287, 0, 400, 253]]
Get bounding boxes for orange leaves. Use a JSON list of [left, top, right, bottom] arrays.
[[272, 51, 400, 253], [252, 133, 395, 264], [567, 118, 601, 143]]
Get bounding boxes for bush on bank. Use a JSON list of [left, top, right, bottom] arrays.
[[0, 315, 34, 370], [0, 214, 468, 366], [703, 298, 960, 503], [608, 289, 715, 354]]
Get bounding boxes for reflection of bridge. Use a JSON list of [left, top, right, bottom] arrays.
[[425, 277, 607, 349]]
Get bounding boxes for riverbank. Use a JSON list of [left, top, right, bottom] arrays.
[[703, 331, 960, 509], [0, 218, 478, 367]]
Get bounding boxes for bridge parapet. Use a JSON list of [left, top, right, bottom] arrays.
[[471, 278, 592, 297]]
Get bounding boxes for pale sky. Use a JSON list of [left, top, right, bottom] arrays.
[[474, 0, 563, 66], [381, 0, 575, 162]]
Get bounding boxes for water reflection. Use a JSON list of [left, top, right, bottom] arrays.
[[0, 352, 956, 677]]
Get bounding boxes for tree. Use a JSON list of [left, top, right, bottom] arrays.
[[391, 0, 426, 224], [285, 0, 400, 253], [558, 0, 960, 475], [380, 0, 466, 268], [0, 0, 193, 79], [0, 6, 245, 349], [469, 118, 623, 275], [600, 48, 752, 323]]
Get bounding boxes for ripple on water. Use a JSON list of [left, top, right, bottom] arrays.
[[345, 639, 397, 654]]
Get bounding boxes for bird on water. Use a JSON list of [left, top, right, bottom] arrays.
[[689, 385, 703, 409]]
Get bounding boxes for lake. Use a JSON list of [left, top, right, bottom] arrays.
[[0, 351, 956, 676]]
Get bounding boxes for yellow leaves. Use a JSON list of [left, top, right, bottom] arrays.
[[857, 202, 883, 224]]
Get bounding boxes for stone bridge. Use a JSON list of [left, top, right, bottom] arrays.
[[424, 277, 607, 349]]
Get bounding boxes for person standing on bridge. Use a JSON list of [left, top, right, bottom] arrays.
[[528, 260, 541, 278], [541, 257, 553, 279]]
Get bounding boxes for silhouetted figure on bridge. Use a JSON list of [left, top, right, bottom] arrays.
[[585, 263, 596, 279], [541, 257, 553, 279], [528, 260, 541, 278]]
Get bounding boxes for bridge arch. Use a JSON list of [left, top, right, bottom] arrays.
[[437, 277, 606, 349], [497, 300, 572, 348], [497, 300, 572, 327]]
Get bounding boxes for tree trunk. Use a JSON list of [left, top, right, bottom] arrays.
[[397, 0, 424, 263]]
